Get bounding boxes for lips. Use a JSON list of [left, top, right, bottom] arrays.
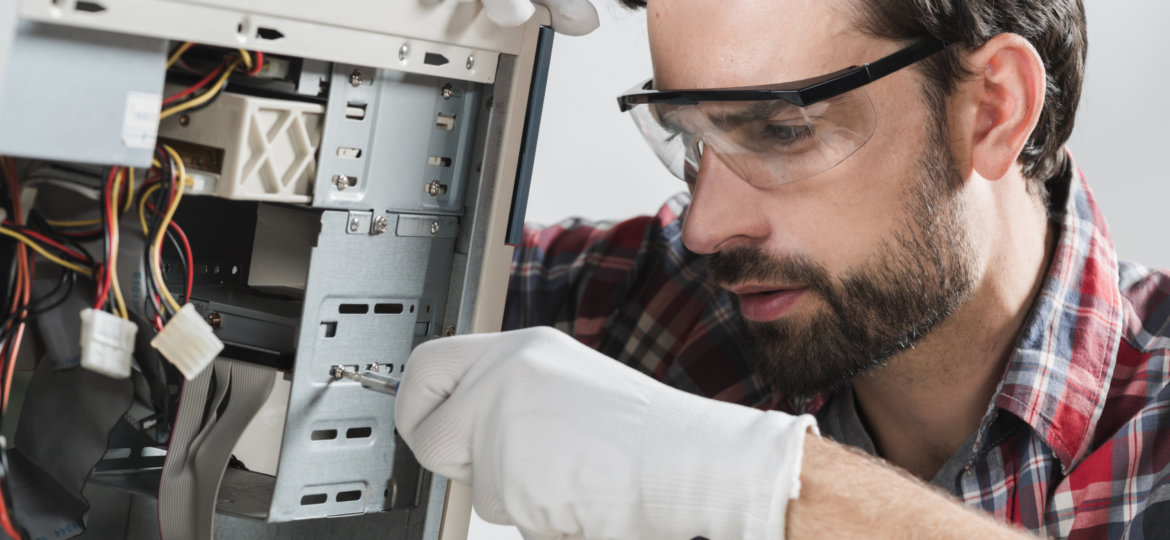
[[730, 286, 809, 322]]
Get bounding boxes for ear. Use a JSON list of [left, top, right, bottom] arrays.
[[964, 33, 1046, 181]]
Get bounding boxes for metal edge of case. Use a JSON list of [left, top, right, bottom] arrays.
[[18, 0, 516, 84]]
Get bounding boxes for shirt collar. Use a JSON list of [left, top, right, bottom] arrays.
[[983, 156, 1123, 473]]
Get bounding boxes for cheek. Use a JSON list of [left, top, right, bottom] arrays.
[[759, 100, 927, 273]]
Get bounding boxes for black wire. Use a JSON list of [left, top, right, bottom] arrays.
[[164, 227, 189, 303], [99, 167, 111, 312], [166, 52, 248, 115], [24, 268, 73, 318], [142, 148, 176, 319], [26, 212, 96, 265]]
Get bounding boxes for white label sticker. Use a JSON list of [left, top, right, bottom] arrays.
[[122, 91, 161, 149]]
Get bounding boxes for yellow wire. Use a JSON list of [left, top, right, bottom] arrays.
[[0, 227, 92, 276], [109, 168, 129, 319], [122, 167, 135, 214], [151, 145, 188, 313], [236, 48, 253, 70], [137, 183, 163, 234], [159, 57, 242, 120], [45, 218, 101, 227], [166, 42, 194, 69]]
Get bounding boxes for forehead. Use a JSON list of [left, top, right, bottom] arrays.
[[646, 0, 881, 91]]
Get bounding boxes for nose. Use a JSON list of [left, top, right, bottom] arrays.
[[681, 150, 770, 255]]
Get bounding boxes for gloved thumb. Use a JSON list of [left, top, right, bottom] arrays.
[[534, 0, 599, 36], [519, 530, 580, 540], [475, 0, 537, 27]]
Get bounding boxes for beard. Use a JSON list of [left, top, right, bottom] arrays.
[[706, 121, 976, 399]]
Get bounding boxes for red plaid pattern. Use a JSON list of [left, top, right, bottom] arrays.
[[505, 162, 1170, 538]]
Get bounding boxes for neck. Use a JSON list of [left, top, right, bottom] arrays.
[[851, 175, 1056, 481]]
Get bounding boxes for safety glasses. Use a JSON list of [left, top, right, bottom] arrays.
[[616, 37, 948, 187]]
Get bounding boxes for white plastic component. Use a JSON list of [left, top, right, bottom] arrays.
[[79, 308, 138, 379], [158, 90, 324, 203], [151, 304, 224, 379]]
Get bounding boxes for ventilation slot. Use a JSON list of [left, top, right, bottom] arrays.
[[300, 494, 327, 505], [311, 429, 338, 441], [427, 156, 452, 167], [346, 427, 373, 439], [345, 103, 366, 120], [336, 147, 362, 159], [423, 53, 449, 66], [321, 321, 337, 338], [75, 1, 106, 12], [374, 303, 404, 314], [256, 27, 284, 40], [336, 490, 363, 502], [339, 304, 368, 314]]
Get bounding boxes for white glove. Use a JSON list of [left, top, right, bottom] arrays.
[[395, 326, 818, 540], [459, 0, 600, 36]]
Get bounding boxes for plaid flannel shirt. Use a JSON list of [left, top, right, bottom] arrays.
[[504, 163, 1170, 539]]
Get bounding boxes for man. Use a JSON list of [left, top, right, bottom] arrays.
[[395, 0, 1170, 538]]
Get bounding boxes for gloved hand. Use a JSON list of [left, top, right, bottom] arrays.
[[395, 326, 818, 540], [460, 0, 600, 36]]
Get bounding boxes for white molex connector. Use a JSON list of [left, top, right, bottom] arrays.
[[151, 304, 224, 379], [79, 308, 138, 379]]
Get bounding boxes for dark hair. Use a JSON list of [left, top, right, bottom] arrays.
[[619, 0, 1088, 193]]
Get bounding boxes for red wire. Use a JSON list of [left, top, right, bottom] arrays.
[[162, 63, 226, 106], [168, 221, 195, 303], [246, 51, 264, 76], [1, 158, 27, 539], [0, 223, 93, 263], [93, 167, 117, 310]]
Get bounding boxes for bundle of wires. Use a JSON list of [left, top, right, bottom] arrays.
[[160, 42, 264, 120], [137, 145, 195, 331], [0, 157, 107, 540]]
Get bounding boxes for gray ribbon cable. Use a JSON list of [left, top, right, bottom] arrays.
[[158, 362, 215, 540], [191, 361, 277, 538], [158, 359, 277, 539]]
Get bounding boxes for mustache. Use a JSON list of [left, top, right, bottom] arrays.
[[706, 246, 832, 295]]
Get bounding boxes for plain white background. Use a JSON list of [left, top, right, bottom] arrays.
[[471, 0, 1170, 537]]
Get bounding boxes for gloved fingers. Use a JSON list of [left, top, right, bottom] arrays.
[[395, 333, 496, 446], [471, 479, 510, 525], [480, 0, 537, 27], [533, 0, 599, 36], [397, 398, 474, 483], [519, 530, 578, 540]]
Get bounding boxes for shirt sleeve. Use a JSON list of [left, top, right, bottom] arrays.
[[502, 194, 784, 410], [503, 195, 688, 345]]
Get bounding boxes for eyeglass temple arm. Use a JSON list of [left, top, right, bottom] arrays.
[[864, 37, 949, 82]]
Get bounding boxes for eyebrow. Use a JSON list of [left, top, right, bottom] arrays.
[[707, 100, 799, 130]]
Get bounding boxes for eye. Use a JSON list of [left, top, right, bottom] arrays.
[[760, 123, 814, 146]]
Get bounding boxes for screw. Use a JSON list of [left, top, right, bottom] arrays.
[[465, 55, 475, 70], [366, 363, 380, 372], [371, 215, 388, 235], [430, 220, 440, 235], [443, 326, 456, 337], [348, 217, 360, 232], [178, 114, 190, 126], [426, 180, 448, 196], [350, 69, 363, 87], [333, 174, 349, 191], [331, 365, 346, 380], [206, 312, 223, 328], [441, 84, 454, 100], [399, 44, 409, 62]]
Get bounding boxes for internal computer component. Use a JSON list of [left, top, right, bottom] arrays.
[[0, 2, 553, 538]]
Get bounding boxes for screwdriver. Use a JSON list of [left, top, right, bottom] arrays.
[[331, 365, 401, 396]]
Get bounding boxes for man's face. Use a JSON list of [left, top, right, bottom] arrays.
[[647, 0, 979, 397]]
